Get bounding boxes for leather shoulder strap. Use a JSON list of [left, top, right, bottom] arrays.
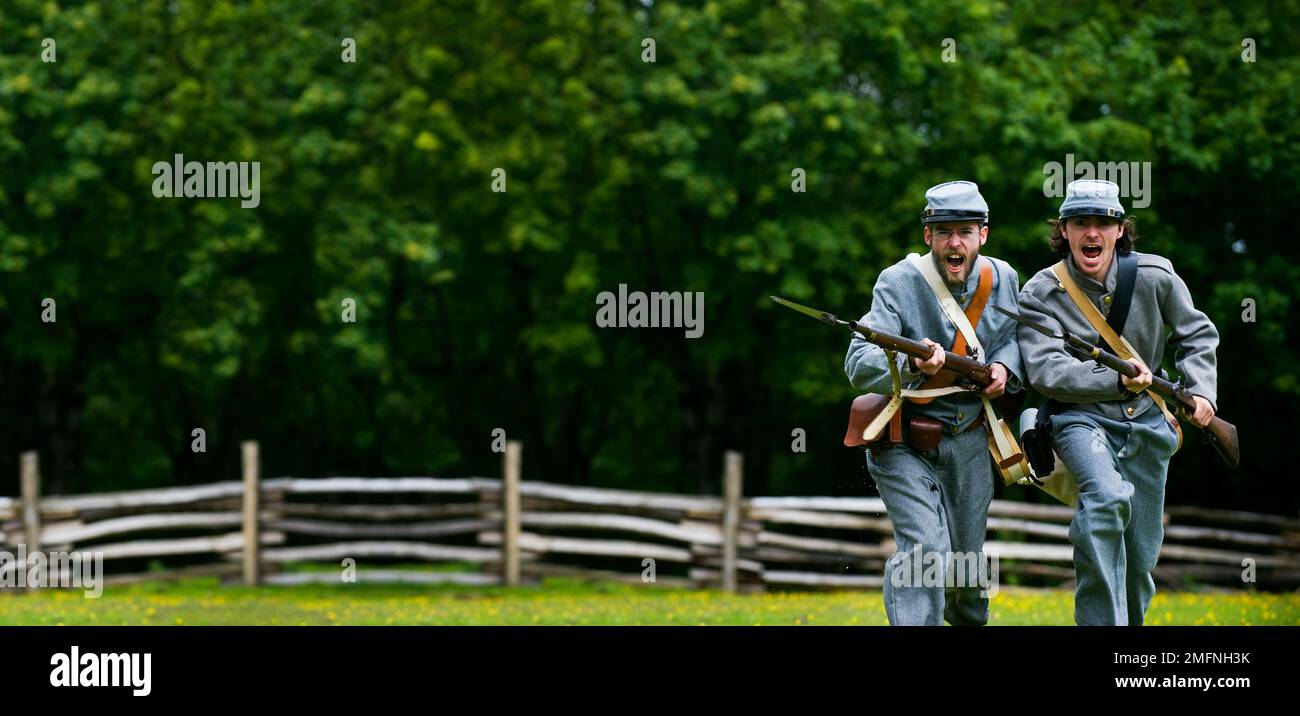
[[964, 261, 995, 339], [1105, 252, 1138, 351]]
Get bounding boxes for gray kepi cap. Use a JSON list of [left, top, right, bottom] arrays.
[[921, 180, 989, 225], [1059, 179, 1125, 220]]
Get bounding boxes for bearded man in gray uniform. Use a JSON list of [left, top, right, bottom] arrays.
[[845, 181, 1023, 626], [1017, 179, 1219, 626]]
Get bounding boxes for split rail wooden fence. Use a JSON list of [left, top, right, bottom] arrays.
[[3, 442, 1298, 591]]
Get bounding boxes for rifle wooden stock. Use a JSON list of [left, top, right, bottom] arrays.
[[1199, 416, 1241, 468], [849, 321, 1024, 418], [1063, 334, 1240, 468], [852, 321, 990, 383]]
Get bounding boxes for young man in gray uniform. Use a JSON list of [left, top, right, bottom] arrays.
[[845, 180, 1023, 626], [1017, 179, 1219, 625]]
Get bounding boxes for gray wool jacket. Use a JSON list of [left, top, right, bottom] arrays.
[[1017, 251, 1219, 423], [844, 253, 1024, 434]]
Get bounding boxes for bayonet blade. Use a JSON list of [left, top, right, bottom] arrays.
[[770, 296, 848, 327], [994, 306, 1063, 340]]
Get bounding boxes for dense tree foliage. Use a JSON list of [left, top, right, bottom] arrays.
[[1, 0, 1295, 512]]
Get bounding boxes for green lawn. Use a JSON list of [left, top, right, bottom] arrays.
[[2, 576, 1297, 625]]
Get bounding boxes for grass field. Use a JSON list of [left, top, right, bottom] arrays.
[[2, 576, 1298, 625]]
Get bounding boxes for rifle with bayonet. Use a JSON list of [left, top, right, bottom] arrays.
[[993, 305, 1240, 468], [770, 295, 1024, 420]]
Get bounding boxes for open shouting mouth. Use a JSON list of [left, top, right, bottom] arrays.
[[944, 250, 966, 276], [1076, 241, 1107, 273]]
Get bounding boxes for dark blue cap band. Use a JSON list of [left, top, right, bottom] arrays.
[[1060, 205, 1124, 219]]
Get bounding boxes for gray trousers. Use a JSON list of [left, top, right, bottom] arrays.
[[1050, 407, 1179, 625], [866, 424, 995, 626]]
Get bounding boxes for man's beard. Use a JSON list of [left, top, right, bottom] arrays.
[[931, 247, 978, 285]]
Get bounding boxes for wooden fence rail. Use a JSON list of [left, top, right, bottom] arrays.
[[3, 445, 1298, 592]]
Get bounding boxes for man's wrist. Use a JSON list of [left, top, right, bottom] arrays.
[[993, 362, 1021, 391]]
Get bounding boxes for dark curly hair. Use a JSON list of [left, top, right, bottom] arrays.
[[1047, 216, 1139, 257]]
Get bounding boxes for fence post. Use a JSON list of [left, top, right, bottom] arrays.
[[502, 440, 522, 586], [20, 451, 41, 556], [241, 440, 260, 586], [722, 450, 743, 593]]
